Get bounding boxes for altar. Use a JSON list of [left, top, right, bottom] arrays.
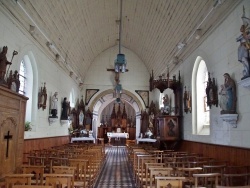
[[107, 132, 129, 146], [107, 132, 129, 138], [136, 138, 157, 144], [71, 137, 95, 143]]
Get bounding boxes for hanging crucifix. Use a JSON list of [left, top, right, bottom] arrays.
[[4, 131, 13, 158]]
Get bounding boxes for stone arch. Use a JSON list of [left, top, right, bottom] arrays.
[[88, 89, 143, 139]]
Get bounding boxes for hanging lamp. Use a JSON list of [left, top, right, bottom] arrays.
[[114, 0, 126, 73]]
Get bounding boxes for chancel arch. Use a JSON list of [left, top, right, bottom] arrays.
[[89, 89, 143, 139]]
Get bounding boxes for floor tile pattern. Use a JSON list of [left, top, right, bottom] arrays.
[[94, 146, 136, 188]]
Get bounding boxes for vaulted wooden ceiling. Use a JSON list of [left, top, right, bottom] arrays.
[[0, 0, 240, 83]]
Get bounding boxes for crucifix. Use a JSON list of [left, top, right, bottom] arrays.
[[4, 131, 13, 158]]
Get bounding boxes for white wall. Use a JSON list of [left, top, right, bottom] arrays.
[[179, 0, 250, 148], [0, 8, 81, 139]]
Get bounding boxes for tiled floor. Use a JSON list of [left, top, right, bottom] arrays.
[[94, 146, 136, 188]]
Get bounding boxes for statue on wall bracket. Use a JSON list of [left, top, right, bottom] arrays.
[[236, 6, 250, 80], [49, 92, 58, 118], [38, 82, 47, 110], [205, 72, 218, 109], [0, 46, 18, 86], [219, 73, 237, 114]]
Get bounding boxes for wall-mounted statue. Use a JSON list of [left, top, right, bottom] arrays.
[[61, 97, 69, 120], [236, 6, 250, 80], [79, 110, 84, 126], [183, 86, 192, 113], [0, 46, 12, 83], [205, 72, 218, 108], [162, 94, 170, 115], [7, 70, 20, 92], [219, 73, 237, 114], [50, 92, 58, 118], [38, 82, 47, 110]]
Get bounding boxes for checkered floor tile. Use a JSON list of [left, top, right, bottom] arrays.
[[94, 146, 136, 188]]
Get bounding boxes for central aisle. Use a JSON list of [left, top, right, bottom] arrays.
[[94, 146, 136, 188]]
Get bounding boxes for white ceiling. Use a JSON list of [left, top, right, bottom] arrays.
[[0, 0, 241, 83]]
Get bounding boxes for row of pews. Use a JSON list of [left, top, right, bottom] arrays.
[[0, 143, 105, 188], [127, 144, 250, 188]]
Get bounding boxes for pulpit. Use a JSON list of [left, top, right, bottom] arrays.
[[150, 70, 182, 150], [0, 86, 28, 178]]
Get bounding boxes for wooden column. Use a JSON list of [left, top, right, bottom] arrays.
[[0, 86, 28, 177]]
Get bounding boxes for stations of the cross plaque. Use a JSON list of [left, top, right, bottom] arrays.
[[4, 131, 13, 158]]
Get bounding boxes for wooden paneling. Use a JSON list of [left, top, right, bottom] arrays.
[[23, 136, 69, 163], [179, 141, 250, 166], [0, 86, 28, 178]]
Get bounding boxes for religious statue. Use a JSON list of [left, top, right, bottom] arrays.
[[0, 46, 11, 82], [61, 97, 68, 120], [219, 73, 237, 114], [183, 86, 192, 113], [149, 112, 154, 128], [50, 92, 58, 117], [145, 128, 153, 138], [79, 110, 84, 126], [236, 6, 250, 80], [7, 70, 20, 93], [38, 83, 47, 110], [162, 94, 170, 114]]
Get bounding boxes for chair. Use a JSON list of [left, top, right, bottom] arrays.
[[223, 173, 250, 187], [13, 186, 52, 188], [216, 186, 250, 188], [52, 166, 83, 187], [49, 157, 69, 173], [21, 165, 45, 185], [175, 167, 203, 187], [68, 158, 89, 188], [193, 173, 221, 187], [149, 167, 174, 188], [44, 173, 73, 188], [4, 174, 33, 188], [223, 166, 250, 186], [155, 176, 185, 188]]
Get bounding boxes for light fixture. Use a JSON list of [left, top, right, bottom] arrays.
[[177, 42, 186, 50], [29, 25, 35, 34], [195, 29, 202, 40], [173, 56, 179, 64], [114, 0, 126, 73]]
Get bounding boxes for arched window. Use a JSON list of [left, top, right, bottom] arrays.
[[19, 60, 26, 95], [69, 89, 75, 108], [159, 92, 164, 109], [19, 55, 34, 122], [192, 57, 210, 135]]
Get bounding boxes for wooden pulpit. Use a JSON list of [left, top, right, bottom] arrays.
[[0, 86, 28, 178]]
